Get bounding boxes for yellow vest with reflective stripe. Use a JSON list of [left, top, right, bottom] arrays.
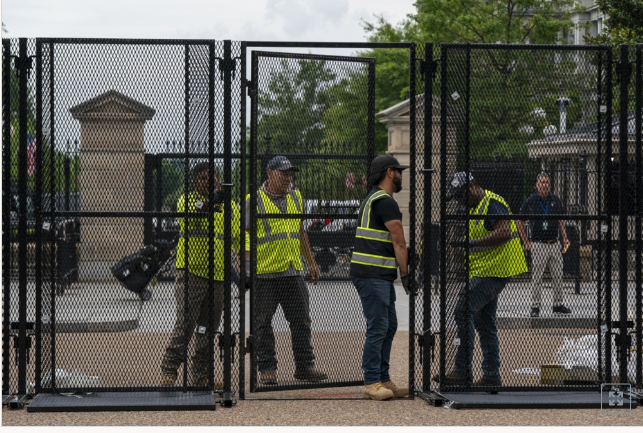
[[468, 190, 527, 278], [175, 192, 241, 280], [350, 188, 398, 279], [247, 189, 304, 275]]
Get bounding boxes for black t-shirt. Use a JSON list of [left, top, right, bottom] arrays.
[[519, 192, 565, 241], [350, 188, 402, 280]]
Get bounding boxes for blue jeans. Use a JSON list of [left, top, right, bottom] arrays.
[[454, 276, 508, 381], [352, 277, 397, 385]]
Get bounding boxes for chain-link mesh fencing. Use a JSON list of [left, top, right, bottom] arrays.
[[247, 51, 375, 392], [436, 44, 616, 392]]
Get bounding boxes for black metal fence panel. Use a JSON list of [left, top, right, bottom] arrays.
[[3, 37, 642, 405], [437, 44, 616, 392], [23, 39, 242, 401], [248, 50, 375, 392]]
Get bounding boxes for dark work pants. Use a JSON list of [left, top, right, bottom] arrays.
[[161, 270, 224, 384], [253, 275, 315, 373]]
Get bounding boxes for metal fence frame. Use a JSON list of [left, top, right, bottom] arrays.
[[2, 38, 642, 409]]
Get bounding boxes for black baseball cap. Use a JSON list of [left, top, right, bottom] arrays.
[[369, 154, 409, 175], [446, 171, 474, 200], [267, 155, 299, 172]]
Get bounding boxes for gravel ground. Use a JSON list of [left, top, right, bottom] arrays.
[[3, 331, 642, 426], [3, 398, 643, 426]]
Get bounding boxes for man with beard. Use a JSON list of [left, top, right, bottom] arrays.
[[350, 154, 411, 400], [245, 156, 327, 386]]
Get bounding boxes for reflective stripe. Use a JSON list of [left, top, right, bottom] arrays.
[[289, 190, 302, 213], [469, 232, 520, 253], [351, 252, 397, 269], [179, 231, 234, 242], [361, 190, 389, 227], [256, 232, 299, 245], [355, 227, 392, 242], [256, 193, 271, 234]]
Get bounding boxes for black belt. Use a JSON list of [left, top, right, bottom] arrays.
[[533, 239, 558, 244]]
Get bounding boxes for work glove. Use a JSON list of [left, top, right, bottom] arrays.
[[244, 261, 251, 290], [401, 274, 414, 295]]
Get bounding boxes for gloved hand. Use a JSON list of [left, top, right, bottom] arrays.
[[401, 274, 413, 295], [450, 239, 476, 249], [244, 261, 251, 290]]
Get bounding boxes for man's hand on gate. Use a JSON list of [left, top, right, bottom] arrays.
[[306, 262, 320, 285], [401, 274, 414, 295]]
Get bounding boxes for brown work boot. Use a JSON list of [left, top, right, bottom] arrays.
[[159, 374, 176, 386], [195, 378, 224, 390], [293, 367, 328, 382], [431, 371, 469, 385], [381, 380, 409, 398], [260, 369, 277, 385], [473, 377, 502, 387], [363, 382, 395, 401]]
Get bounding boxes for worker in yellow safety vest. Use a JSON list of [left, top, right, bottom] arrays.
[[161, 162, 240, 389], [434, 172, 527, 390], [245, 156, 327, 386]]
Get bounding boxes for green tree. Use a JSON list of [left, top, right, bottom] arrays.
[[584, 0, 643, 45], [255, 57, 371, 201], [361, 0, 582, 156]]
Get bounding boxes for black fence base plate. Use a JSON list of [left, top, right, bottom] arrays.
[[27, 391, 217, 412], [439, 392, 639, 409]]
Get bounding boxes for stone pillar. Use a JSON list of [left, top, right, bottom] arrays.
[[376, 95, 460, 247], [70, 90, 155, 281]]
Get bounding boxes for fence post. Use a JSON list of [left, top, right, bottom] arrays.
[[618, 44, 631, 385], [17, 37, 30, 396], [2, 38, 12, 398], [635, 43, 642, 389]]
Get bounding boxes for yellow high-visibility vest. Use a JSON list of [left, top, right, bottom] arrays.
[[175, 192, 240, 280], [467, 190, 528, 278], [247, 189, 304, 275]]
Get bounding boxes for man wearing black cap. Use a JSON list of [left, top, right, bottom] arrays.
[[245, 155, 327, 386], [350, 154, 411, 400], [434, 172, 527, 389]]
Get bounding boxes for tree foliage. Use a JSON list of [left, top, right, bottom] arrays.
[[584, 0, 643, 45], [255, 57, 372, 201], [361, 0, 584, 157]]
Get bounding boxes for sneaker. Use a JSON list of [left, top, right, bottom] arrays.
[[159, 374, 176, 386], [363, 382, 395, 401], [530, 307, 540, 318], [260, 370, 277, 385], [381, 380, 409, 398], [553, 304, 572, 315], [431, 371, 469, 385], [473, 377, 502, 387], [293, 367, 328, 382]]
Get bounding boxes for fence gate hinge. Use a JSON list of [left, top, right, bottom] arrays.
[[245, 335, 253, 354], [245, 79, 255, 96], [417, 57, 439, 81], [615, 61, 633, 84], [11, 54, 35, 80]]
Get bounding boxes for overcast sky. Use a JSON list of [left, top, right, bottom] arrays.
[[1, 1, 417, 154], [1, 0, 414, 42]]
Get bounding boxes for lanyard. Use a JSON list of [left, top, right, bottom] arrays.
[[537, 196, 549, 215]]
